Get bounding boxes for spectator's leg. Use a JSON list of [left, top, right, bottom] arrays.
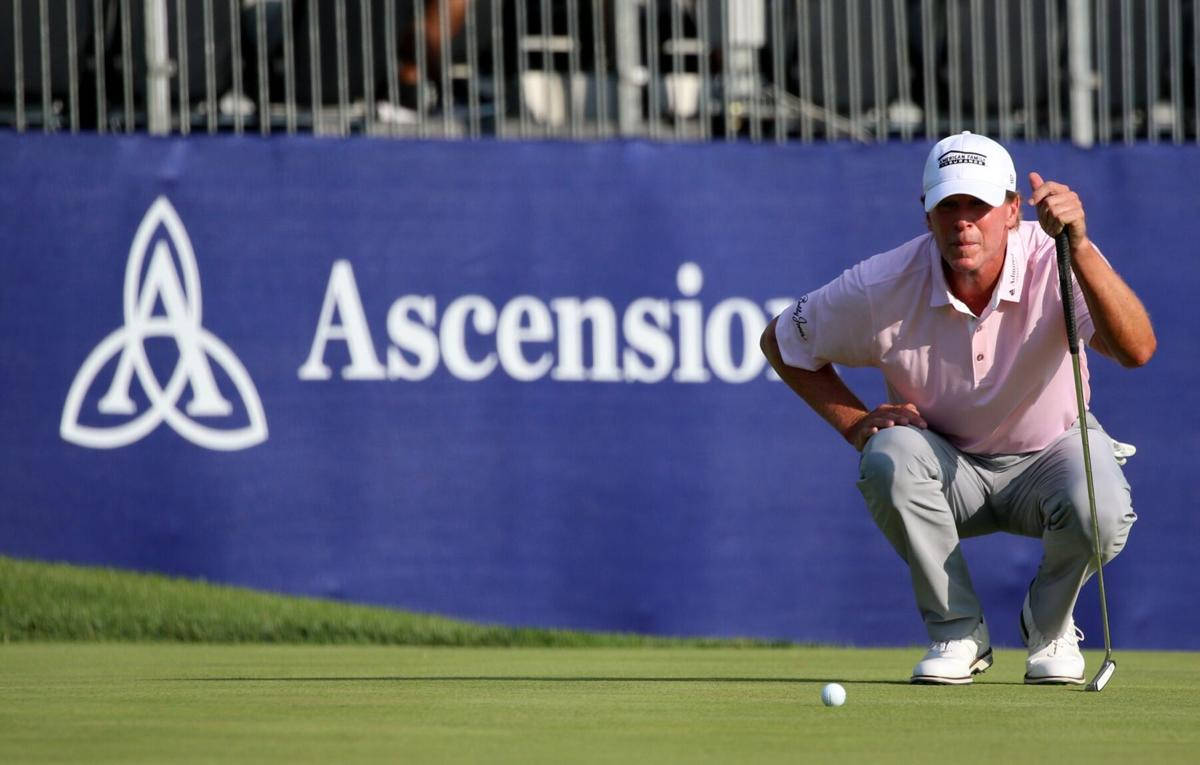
[[399, 0, 469, 87]]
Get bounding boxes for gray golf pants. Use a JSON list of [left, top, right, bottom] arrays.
[[856, 415, 1136, 642]]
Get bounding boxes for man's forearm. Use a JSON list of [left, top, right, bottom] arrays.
[[760, 318, 869, 444], [1071, 239, 1157, 367]]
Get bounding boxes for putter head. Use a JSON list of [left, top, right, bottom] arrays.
[[1085, 659, 1116, 692]]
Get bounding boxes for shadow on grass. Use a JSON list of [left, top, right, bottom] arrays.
[[171, 675, 1040, 686]]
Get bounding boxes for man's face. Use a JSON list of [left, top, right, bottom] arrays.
[[926, 193, 1020, 277]]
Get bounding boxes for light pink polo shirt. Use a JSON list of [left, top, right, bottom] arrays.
[[774, 221, 1094, 454]]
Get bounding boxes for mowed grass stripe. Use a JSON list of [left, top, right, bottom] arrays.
[[2, 644, 1199, 764]]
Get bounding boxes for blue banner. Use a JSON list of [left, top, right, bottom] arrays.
[[1, 133, 1196, 648]]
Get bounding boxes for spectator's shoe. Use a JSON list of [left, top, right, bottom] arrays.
[[378, 83, 439, 127], [910, 618, 993, 685], [218, 91, 257, 118], [1020, 593, 1086, 685]]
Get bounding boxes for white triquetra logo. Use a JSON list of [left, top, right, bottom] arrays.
[[60, 196, 268, 450]]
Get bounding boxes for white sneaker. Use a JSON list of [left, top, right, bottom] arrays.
[[910, 619, 993, 685], [1021, 593, 1086, 685]]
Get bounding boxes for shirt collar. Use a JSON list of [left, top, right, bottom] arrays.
[[927, 228, 1028, 310]]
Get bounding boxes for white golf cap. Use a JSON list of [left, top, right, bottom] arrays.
[[922, 131, 1017, 212]]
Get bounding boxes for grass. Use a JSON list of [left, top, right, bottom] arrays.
[[4, 556, 1200, 762], [3, 643, 1200, 764], [0, 556, 776, 646]]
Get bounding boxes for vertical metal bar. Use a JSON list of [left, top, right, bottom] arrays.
[[697, 0, 710, 140], [1167, 0, 1182, 143], [772, 0, 785, 143], [204, 0, 216, 133], [615, 0, 639, 136], [93, 0, 106, 132], [1145, 0, 1158, 143], [847, 0, 862, 138], [1120, 0, 1132, 143], [922, 0, 937, 138], [871, 0, 886, 140], [1046, 0, 1062, 140], [491, 0, 506, 137], [40, 0, 52, 131], [797, 0, 813, 142], [176, 0, 190, 135], [466, 0, 481, 137], [996, 0, 1011, 141], [361, 0, 376, 134], [1020, 0, 1035, 139], [257, 0, 270, 134], [539, 0, 553, 137], [647, 0, 662, 139], [1194, 0, 1199, 144], [438, 0, 453, 136], [68, 0, 80, 131], [120, 0, 134, 132], [748, 0, 762, 142], [515, 0, 529, 135], [1096, 0, 1109, 143], [673, 0, 686, 140], [568, 0, 581, 139], [13, 0, 25, 131], [384, 0, 398, 115], [946, 0, 962, 134], [1068, 0, 1094, 147], [334, 0, 350, 135], [593, 0, 610, 137], [308, 0, 323, 130], [721, 0, 732, 138], [414, 0, 429, 137], [893, 0, 913, 140], [229, 0, 244, 134], [145, 0, 172, 135], [970, 0, 986, 134], [819, 0, 835, 138], [1095, 3, 1108, 145], [283, 0, 297, 133]]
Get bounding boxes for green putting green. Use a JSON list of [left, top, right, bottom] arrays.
[[4, 557, 1197, 762], [3, 644, 1199, 764]]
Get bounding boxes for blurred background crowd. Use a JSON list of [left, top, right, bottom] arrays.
[[2, 1, 1196, 143]]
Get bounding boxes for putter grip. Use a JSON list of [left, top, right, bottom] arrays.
[[1055, 232, 1079, 355]]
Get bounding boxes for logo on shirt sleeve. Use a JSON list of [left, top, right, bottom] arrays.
[[790, 295, 809, 340]]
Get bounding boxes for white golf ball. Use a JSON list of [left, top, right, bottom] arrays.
[[821, 683, 846, 707]]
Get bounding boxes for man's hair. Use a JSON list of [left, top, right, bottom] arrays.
[[1006, 190, 1022, 230]]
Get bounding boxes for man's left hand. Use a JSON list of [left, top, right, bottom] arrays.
[[1028, 171, 1089, 252]]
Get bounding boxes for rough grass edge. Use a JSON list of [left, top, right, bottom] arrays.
[[0, 556, 792, 648]]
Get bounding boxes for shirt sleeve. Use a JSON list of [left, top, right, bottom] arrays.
[[773, 262, 877, 371]]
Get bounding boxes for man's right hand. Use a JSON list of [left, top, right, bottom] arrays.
[[844, 403, 928, 451]]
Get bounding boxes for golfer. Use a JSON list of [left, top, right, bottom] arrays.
[[760, 132, 1156, 685]]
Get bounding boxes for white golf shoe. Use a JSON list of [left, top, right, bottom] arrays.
[[1021, 593, 1086, 685], [910, 618, 993, 685]]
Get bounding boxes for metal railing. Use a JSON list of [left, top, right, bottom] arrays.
[[2, 0, 1197, 144]]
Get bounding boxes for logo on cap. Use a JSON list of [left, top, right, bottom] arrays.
[[60, 197, 268, 451], [938, 150, 988, 169]]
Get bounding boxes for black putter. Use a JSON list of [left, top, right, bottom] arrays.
[[1055, 231, 1116, 692]]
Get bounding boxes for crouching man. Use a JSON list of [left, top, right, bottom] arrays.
[[760, 133, 1155, 684]]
